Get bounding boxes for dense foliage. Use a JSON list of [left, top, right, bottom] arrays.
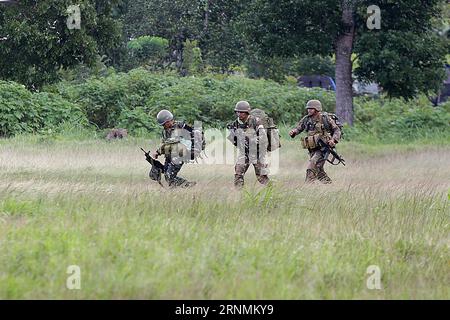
[[48, 69, 336, 130], [0, 81, 87, 137], [0, 0, 123, 90], [1, 70, 448, 141]]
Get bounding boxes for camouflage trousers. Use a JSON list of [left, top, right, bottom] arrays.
[[306, 149, 332, 184], [234, 154, 270, 188], [164, 160, 193, 188]]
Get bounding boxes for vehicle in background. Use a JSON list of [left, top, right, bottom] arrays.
[[429, 64, 450, 106], [297, 75, 336, 91], [297, 74, 382, 98], [352, 80, 381, 98]]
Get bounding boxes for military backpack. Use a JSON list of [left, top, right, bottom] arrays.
[[250, 108, 281, 152], [321, 112, 344, 138]]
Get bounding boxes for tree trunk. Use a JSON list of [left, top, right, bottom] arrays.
[[334, 2, 355, 125], [173, 34, 185, 75], [203, 0, 210, 35]]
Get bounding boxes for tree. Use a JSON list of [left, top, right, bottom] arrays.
[[239, 0, 449, 125], [123, 0, 205, 73], [182, 39, 204, 76], [0, 0, 123, 89], [199, 0, 246, 73], [126, 36, 170, 71], [122, 0, 246, 74], [245, 55, 336, 82]]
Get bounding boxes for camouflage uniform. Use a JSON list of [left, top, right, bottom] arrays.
[[155, 121, 194, 187], [228, 115, 269, 188], [292, 113, 341, 183]]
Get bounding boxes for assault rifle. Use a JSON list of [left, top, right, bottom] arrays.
[[141, 148, 166, 186], [317, 139, 346, 166]]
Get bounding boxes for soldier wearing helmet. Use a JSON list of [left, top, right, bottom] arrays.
[[289, 100, 341, 183], [152, 109, 196, 188], [227, 101, 270, 188]]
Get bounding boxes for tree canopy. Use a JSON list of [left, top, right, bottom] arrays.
[[0, 0, 123, 89], [239, 0, 449, 123]]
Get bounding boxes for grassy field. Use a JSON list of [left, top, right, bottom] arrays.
[[0, 134, 449, 299]]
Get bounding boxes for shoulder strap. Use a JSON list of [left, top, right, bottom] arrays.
[[227, 119, 238, 129], [161, 128, 168, 140], [175, 121, 185, 129], [249, 115, 259, 129], [300, 115, 308, 124], [320, 112, 331, 131]]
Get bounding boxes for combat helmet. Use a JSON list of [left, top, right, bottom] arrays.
[[234, 101, 251, 113], [305, 100, 322, 112], [157, 110, 174, 126]]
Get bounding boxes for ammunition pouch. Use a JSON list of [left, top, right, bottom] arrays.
[[161, 137, 189, 160], [301, 135, 320, 149]]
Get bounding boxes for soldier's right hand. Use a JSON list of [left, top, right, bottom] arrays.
[[152, 151, 159, 159], [289, 129, 297, 138]]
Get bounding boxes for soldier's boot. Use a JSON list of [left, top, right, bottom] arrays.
[[234, 175, 245, 189], [317, 168, 332, 184], [169, 177, 196, 188], [256, 175, 270, 186], [164, 161, 194, 188], [305, 169, 318, 183], [166, 175, 184, 187], [165, 171, 195, 188], [181, 180, 196, 188]]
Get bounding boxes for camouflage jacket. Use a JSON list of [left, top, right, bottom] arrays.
[[227, 115, 268, 156], [156, 121, 193, 156], [293, 113, 341, 142]]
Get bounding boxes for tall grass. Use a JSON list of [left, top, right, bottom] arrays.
[[0, 136, 448, 299]]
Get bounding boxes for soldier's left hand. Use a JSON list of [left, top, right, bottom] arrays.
[[328, 140, 336, 148]]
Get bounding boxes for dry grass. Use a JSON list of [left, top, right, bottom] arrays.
[[0, 137, 448, 299]]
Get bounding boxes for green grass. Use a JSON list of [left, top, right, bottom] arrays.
[[0, 134, 449, 299]]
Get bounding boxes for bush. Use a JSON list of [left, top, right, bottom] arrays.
[[32, 92, 88, 130], [41, 69, 449, 142], [142, 72, 337, 127], [76, 76, 128, 129], [182, 39, 204, 76], [245, 55, 336, 83], [52, 69, 181, 131], [0, 81, 40, 137], [350, 97, 450, 142], [50, 68, 336, 131], [0, 81, 87, 137], [126, 36, 169, 71], [117, 106, 158, 135]]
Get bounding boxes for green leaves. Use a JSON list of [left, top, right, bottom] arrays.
[[182, 39, 204, 76], [355, 30, 448, 99], [239, 0, 448, 100], [350, 96, 450, 142], [1, 69, 447, 141], [126, 36, 169, 70], [0, 0, 123, 89], [53, 69, 337, 129], [0, 81, 88, 137]]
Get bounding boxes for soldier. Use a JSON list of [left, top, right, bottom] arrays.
[[227, 101, 270, 188], [152, 110, 196, 188], [289, 100, 341, 183]]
